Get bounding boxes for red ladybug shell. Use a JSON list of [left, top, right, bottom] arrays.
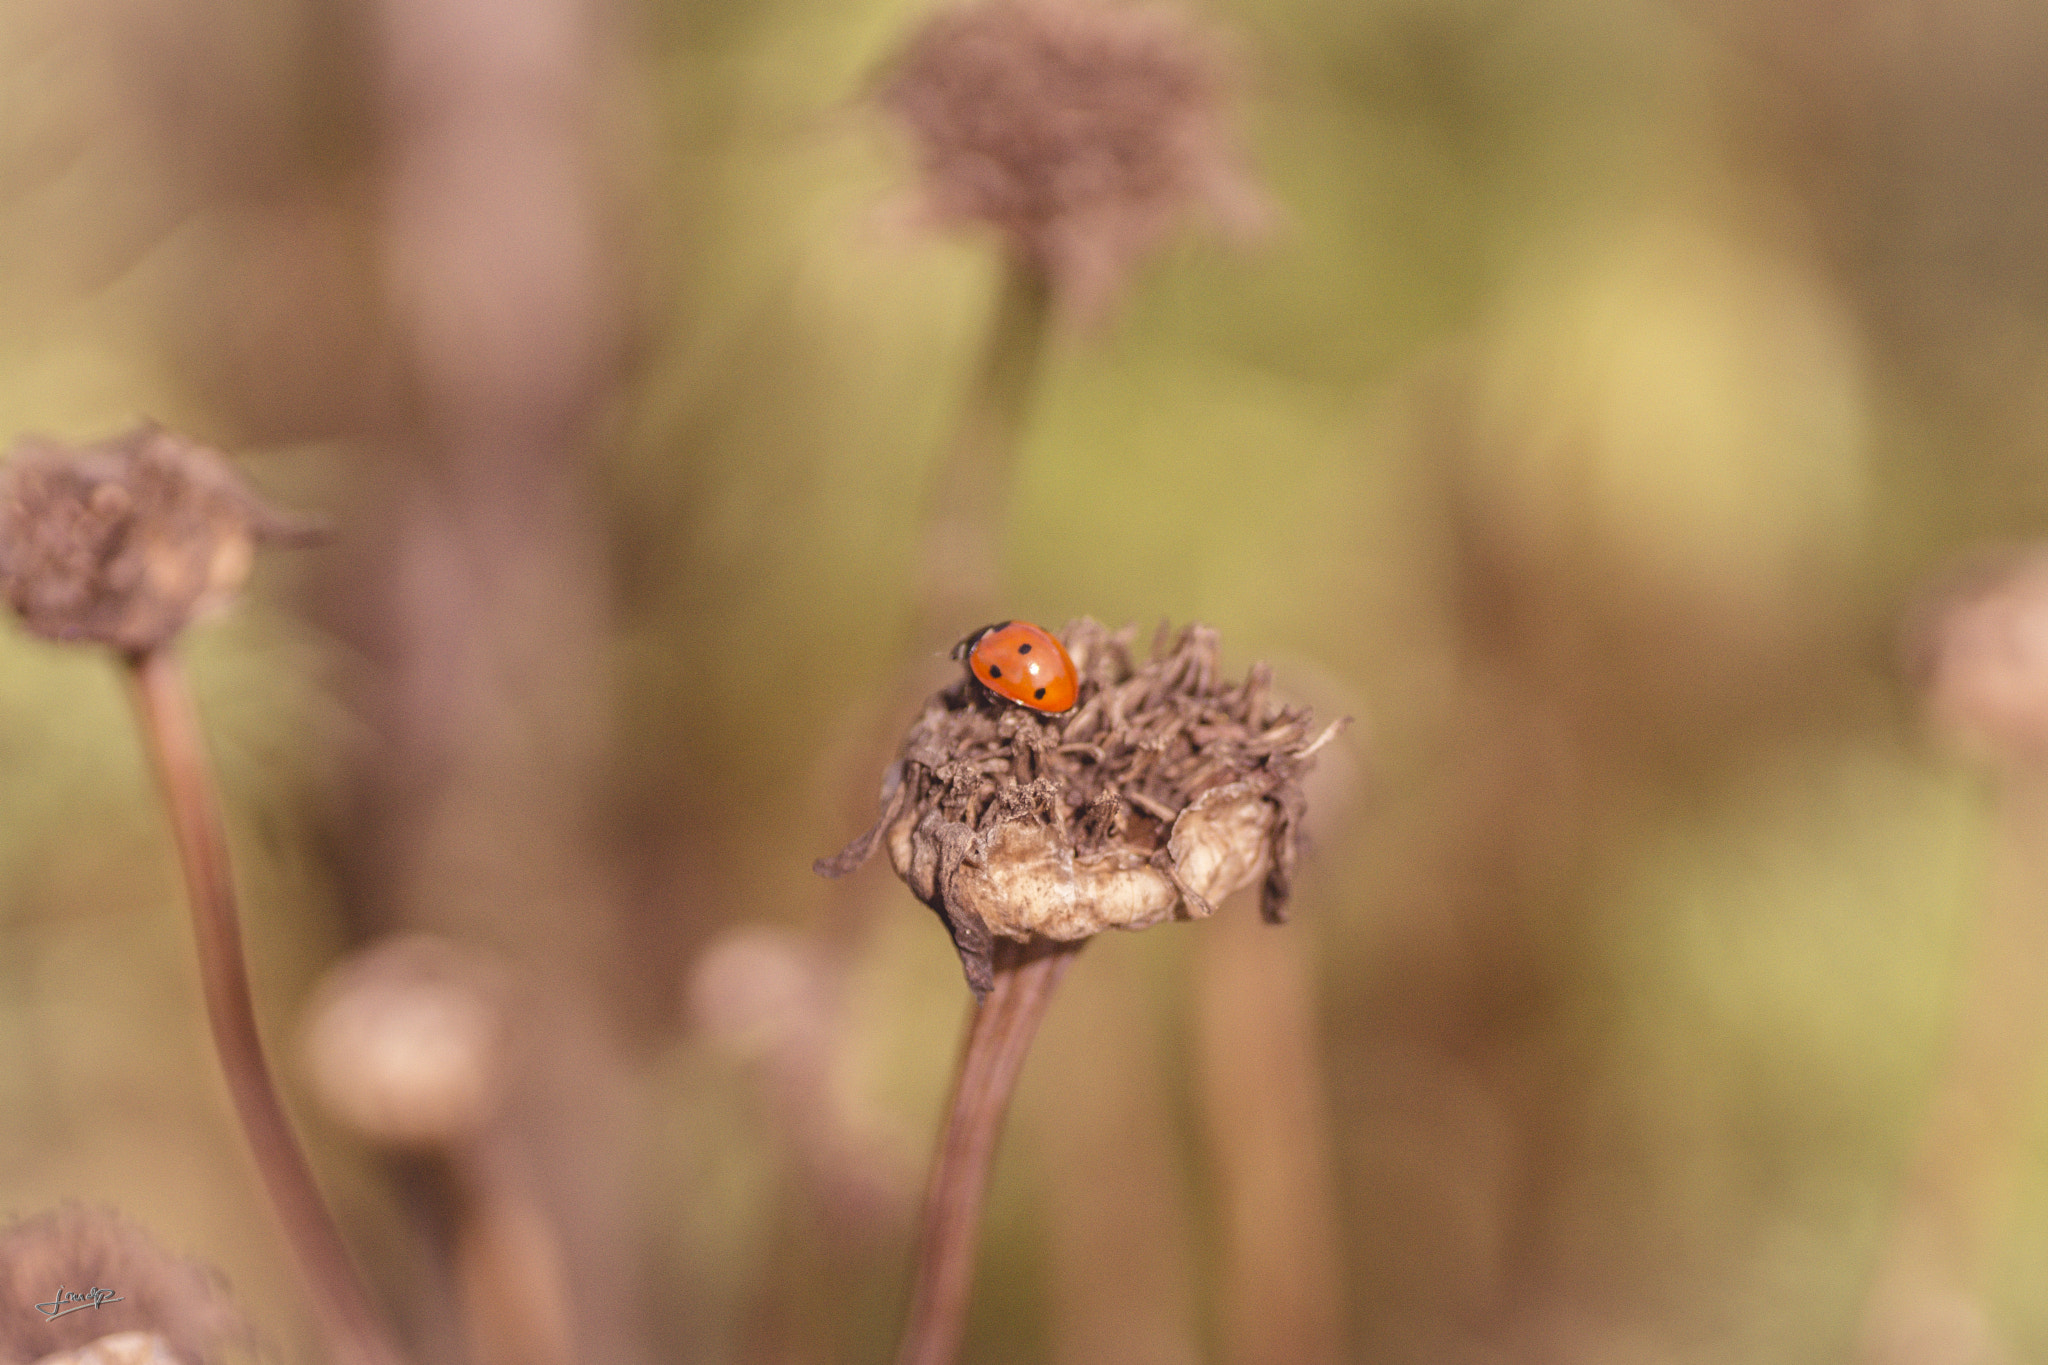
[[961, 621, 1078, 713]]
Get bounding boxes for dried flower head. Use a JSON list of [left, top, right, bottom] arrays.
[[301, 935, 511, 1149], [879, 0, 1268, 318], [1906, 546, 2048, 766], [0, 1207, 242, 1365], [31, 1333, 179, 1365], [819, 619, 1344, 993], [689, 926, 834, 1062], [688, 927, 919, 1226], [0, 425, 314, 653]]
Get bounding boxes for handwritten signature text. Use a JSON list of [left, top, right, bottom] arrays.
[[35, 1285, 124, 1319]]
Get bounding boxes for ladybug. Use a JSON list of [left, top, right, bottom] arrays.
[[956, 620, 1078, 713]]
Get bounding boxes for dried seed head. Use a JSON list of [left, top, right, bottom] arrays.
[[0, 1206, 242, 1365], [818, 618, 1346, 994], [301, 935, 510, 1149], [0, 425, 315, 653], [1908, 546, 2048, 767], [686, 927, 920, 1226], [31, 1333, 180, 1365], [878, 0, 1269, 319], [688, 926, 833, 1062]]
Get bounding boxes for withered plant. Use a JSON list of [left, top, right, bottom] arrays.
[[0, 1205, 243, 1365], [1862, 547, 2048, 1362], [301, 935, 574, 1365], [874, 0, 1267, 620], [879, 0, 1266, 326], [28, 1331, 181, 1365], [0, 427, 407, 1365], [820, 618, 1342, 1365]]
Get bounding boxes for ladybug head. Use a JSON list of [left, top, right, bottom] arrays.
[[949, 621, 1011, 663]]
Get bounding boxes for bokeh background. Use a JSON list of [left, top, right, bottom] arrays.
[[6, 0, 2048, 1361]]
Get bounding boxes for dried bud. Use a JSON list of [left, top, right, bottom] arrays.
[[1907, 547, 2048, 766], [0, 1206, 242, 1365], [819, 619, 1345, 994], [301, 935, 510, 1149], [879, 0, 1268, 319], [0, 425, 314, 653]]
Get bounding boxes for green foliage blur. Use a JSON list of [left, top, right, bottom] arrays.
[[5, 0, 2048, 1362]]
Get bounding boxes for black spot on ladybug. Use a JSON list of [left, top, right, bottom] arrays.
[[988, 665, 1002, 678], [1018, 642, 1032, 653], [1035, 687, 1046, 699]]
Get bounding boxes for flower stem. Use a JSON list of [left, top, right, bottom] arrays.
[[1861, 769, 2048, 1356], [127, 647, 409, 1365], [916, 257, 1053, 625], [897, 935, 1081, 1365]]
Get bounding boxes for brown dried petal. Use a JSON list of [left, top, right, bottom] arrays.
[[1260, 779, 1306, 923], [812, 764, 912, 878], [0, 426, 313, 652]]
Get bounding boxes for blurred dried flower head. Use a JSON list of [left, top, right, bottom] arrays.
[[0, 425, 313, 653], [1908, 547, 2048, 766], [687, 926, 919, 1226], [31, 1333, 179, 1365], [0, 1206, 242, 1365], [879, 0, 1269, 319], [688, 925, 833, 1062], [301, 934, 511, 1149], [819, 619, 1344, 992], [1858, 1282, 2006, 1365]]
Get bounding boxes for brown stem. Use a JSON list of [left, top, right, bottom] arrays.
[[914, 257, 1054, 626], [1194, 899, 1344, 1365], [448, 1142, 576, 1365], [127, 647, 409, 1365], [1860, 769, 2048, 1361], [896, 935, 1081, 1365]]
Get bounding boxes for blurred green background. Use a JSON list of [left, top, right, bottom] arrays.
[[5, 0, 2048, 1361]]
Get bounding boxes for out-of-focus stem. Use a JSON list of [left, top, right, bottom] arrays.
[[1027, 950, 1201, 1365], [915, 257, 1054, 627], [897, 935, 1081, 1365], [849, 254, 1060, 1357], [1195, 900, 1345, 1365], [127, 647, 409, 1365], [1860, 770, 2048, 1361], [449, 1144, 576, 1365]]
